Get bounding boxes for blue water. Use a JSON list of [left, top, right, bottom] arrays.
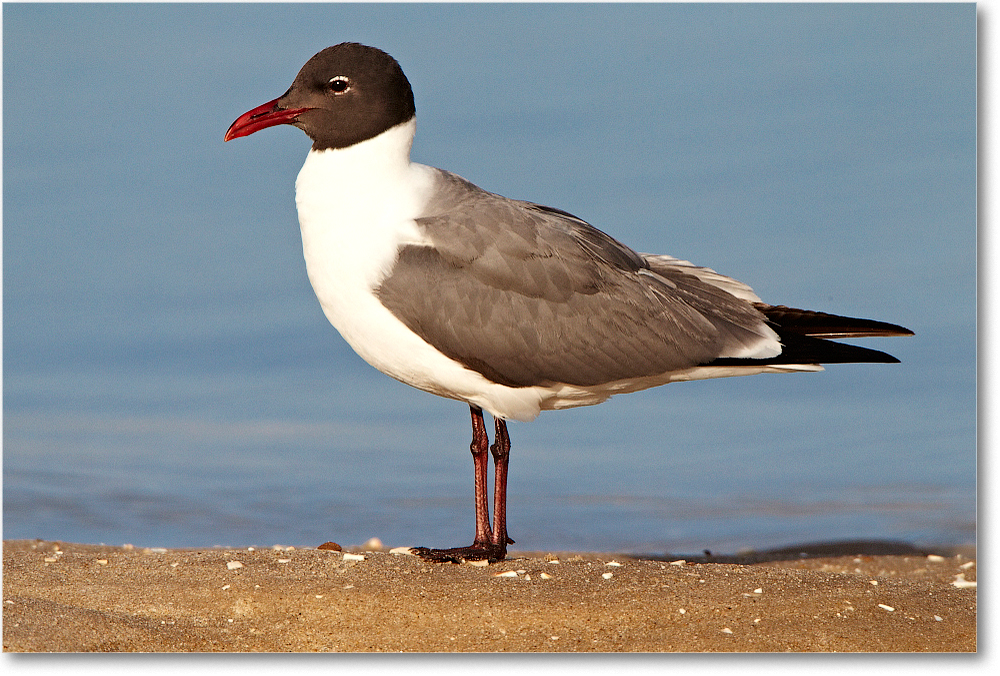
[[3, 4, 976, 555]]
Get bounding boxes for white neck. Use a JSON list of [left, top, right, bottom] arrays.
[[294, 117, 435, 258], [295, 117, 418, 205]]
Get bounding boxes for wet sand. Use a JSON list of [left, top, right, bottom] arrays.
[[3, 539, 975, 652]]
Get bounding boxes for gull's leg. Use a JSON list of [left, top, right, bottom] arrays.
[[411, 406, 509, 563], [490, 417, 514, 552], [469, 406, 492, 547]]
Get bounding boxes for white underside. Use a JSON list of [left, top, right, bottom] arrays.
[[295, 120, 819, 422]]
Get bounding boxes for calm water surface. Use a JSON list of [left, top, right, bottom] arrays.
[[3, 4, 976, 554]]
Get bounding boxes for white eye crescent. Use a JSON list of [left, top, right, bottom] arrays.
[[328, 76, 351, 94]]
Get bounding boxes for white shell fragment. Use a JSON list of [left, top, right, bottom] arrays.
[[952, 573, 976, 589], [669, 560, 686, 566], [926, 554, 945, 562], [389, 547, 415, 556], [494, 570, 519, 578], [878, 604, 895, 612], [540, 572, 553, 580], [605, 561, 623, 567], [342, 553, 366, 562], [226, 561, 244, 570], [466, 559, 490, 567], [601, 572, 614, 579]]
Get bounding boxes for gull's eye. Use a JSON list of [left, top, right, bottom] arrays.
[[327, 76, 351, 94]]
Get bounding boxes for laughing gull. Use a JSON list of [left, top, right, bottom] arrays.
[[225, 43, 913, 563]]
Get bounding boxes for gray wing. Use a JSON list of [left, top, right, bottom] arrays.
[[375, 169, 774, 388]]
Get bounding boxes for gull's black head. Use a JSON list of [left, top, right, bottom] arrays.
[[225, 43, 415, 150]]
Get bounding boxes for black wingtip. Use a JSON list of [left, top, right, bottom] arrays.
[[757, 305, 914, 339], [708, 331, 905, 368], [871, 350, 902, 365]]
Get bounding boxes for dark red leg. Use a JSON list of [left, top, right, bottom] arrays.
[[469, 406, 492, 547], [411, 406, 512, 563], [491, 417, 514, 549]]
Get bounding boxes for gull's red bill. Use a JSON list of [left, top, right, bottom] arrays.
[[224, 97, 314, 141]]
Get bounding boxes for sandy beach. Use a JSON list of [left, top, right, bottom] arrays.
[[2, 539, 975, 652]]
